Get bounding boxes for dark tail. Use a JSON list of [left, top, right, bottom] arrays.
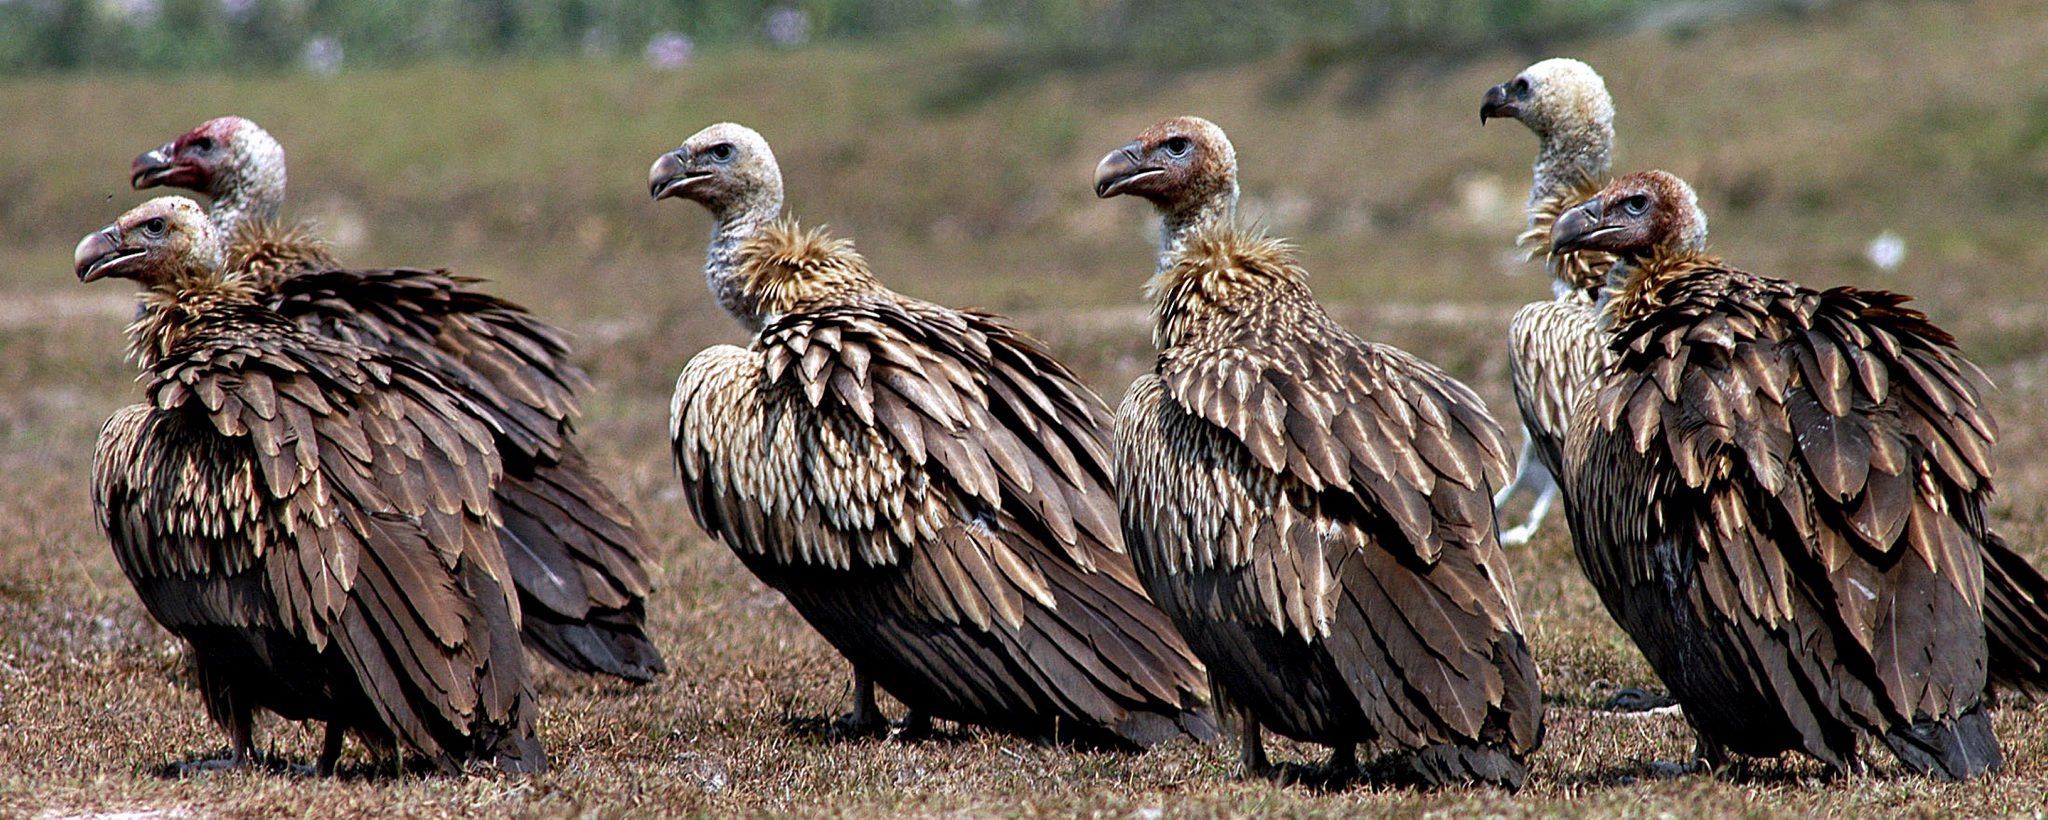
[[1882, 704, 2001, 781], [495, 463, 667, 683], [519, 602, 667, 684], [1982, 530, 2048, 695], [1386, 743, 1529, 791], [1105, 704, 1220, 748]]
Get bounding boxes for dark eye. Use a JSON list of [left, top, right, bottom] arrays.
[[142, 217, 167, 236], [188, 137, 214, 153], [1162, 136, 1192, 158], [707, 143, 736, 163], [1511, 77, 1530, 96], [1621, 194, 1650, 216]]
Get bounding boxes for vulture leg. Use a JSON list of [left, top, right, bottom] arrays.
[[1493, 432, 1556, 545], [896, 711, 936, 741], [1236, 719, 1274, 780], [830, 669, 888, 738], [1323, 743, 1359, 785], [170, 704, 256, 777], [316, 724, 346, 777]]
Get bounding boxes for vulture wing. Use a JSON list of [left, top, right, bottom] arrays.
[[266, 265, 661, 681], [1566, 266, 1998, 774], [93, 305, 540, 770], [1506, 298, 1609, 481], [1119, 228, 1539, 761], [670, 236, 1211, 746]]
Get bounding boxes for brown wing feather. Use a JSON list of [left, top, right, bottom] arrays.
[[93, 304, 541, 769], [670, 234, 1212, 745], [1122, 225, 1541, 770], [1566, 262, 1998, 771]]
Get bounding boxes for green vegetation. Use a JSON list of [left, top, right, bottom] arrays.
[[4, 0, 2048, 815]]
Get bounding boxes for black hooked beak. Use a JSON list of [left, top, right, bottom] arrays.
[[1550, 196, 1609, 255], [1093, 142, 1159, 199], [1480, 82, 1517, 124], [648, 150, 706, 201], [74, 225, 136, 282], [130, 142, 180, 189]]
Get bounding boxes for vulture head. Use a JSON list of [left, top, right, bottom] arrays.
[[649, 122, 785, 220], [131, 116, 286, 207], [75, 197, 223, 287], [1480, 58, 1613, 138], [1094, 116, 1238, 216], [1551, 171, 1708, 259]]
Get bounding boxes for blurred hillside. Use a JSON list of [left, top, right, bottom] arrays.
[[2, 0, 1817, 76]]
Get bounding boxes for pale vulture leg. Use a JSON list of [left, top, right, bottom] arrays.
[[1493, 431, 1558, 545], [831, 668, 889, 738]]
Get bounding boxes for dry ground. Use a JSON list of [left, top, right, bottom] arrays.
[[6, 0, 2048, 815]]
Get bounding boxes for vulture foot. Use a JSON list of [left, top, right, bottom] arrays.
[[890, 711, 937, 742], [1602, 687, 1678, 713], [827, 710, 890, 740]]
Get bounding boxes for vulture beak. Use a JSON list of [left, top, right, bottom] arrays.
[[1480, 83, 1516, 124], [130, 142, 187, 189], [648, 151, 706, 201], [1550, 197, 1610, 255], [74, 226, 138, 283], [1094, 142, 1160, 199]]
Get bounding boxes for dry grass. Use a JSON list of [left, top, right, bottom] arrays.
[[7, 0, 2048, 815]]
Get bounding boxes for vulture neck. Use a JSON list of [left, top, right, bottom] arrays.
[[1157, 187, 1238, 273], [1528, 119, 1612, 219], [704, 190, 785, 332], [210, 153, 286, 239], [127, 270, 259, 368], [1599, 245, 1714, 330]]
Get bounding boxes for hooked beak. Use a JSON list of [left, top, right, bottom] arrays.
[[1094, 142, 1162, 199], [648, 151, 707, 201], [1480, 82, 1517, 124], [74, 226, 139, 283], [130, 142, 190, 189], [1550, 197, 1613, 255]]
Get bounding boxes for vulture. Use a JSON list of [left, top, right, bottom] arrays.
[[1479, 57, 1617, 546], [132, 116, 665, 683], [1552, 170, 2042, 778], [651, 122, 1216, 747], [1096, 116, 1543, 788], [81, 197, 544, 775]]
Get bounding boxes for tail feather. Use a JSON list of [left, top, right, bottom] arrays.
[[1982, 530, 2048, 695], [1387, 742, 1529, 791], [520, 603, 667, 684], [1881, 705, 2000, 781]]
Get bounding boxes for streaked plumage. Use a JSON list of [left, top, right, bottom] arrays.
[[133, 116, 664, 681], [1482, 58, 1618, 545], [1557, 171, 2007, 778], [1098, 117, 1542, 789], [83, 197, 544, 774], [656, 123, 1215, 747]]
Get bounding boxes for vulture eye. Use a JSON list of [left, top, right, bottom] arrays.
[[1162, 136, 1193, 158], [142, 217, 167, 236], [707, 143, 736, 164], [1511, 77, 1530, 96], [188, 137, 215, 153], [1620, 194, 1650, 216]]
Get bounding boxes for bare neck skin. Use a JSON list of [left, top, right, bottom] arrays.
[[703, 186, 785, 331], [1528, 117, 1612, 219], [210, 148, 286, 237], [1156, 182, 1239, 272]]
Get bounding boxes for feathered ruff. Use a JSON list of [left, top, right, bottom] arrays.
[[239, 261, 665, 683], [96, 297, 544, 772], [1122, 222, 1542, 788], [672, 219, 1215, 747], [224, 219, 337, 288], [1505, 299, 1609, 483], [1564, 251, 2006, 778], [1517, 174, 1611, 303]]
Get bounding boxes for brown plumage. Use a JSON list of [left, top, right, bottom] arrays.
[[656, 123, 1215, 747], [82, 197, 544, 775], [1098, 117, 1542, 789], [1556, 170, 2013, 778], [133, 116, 664, 682]]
